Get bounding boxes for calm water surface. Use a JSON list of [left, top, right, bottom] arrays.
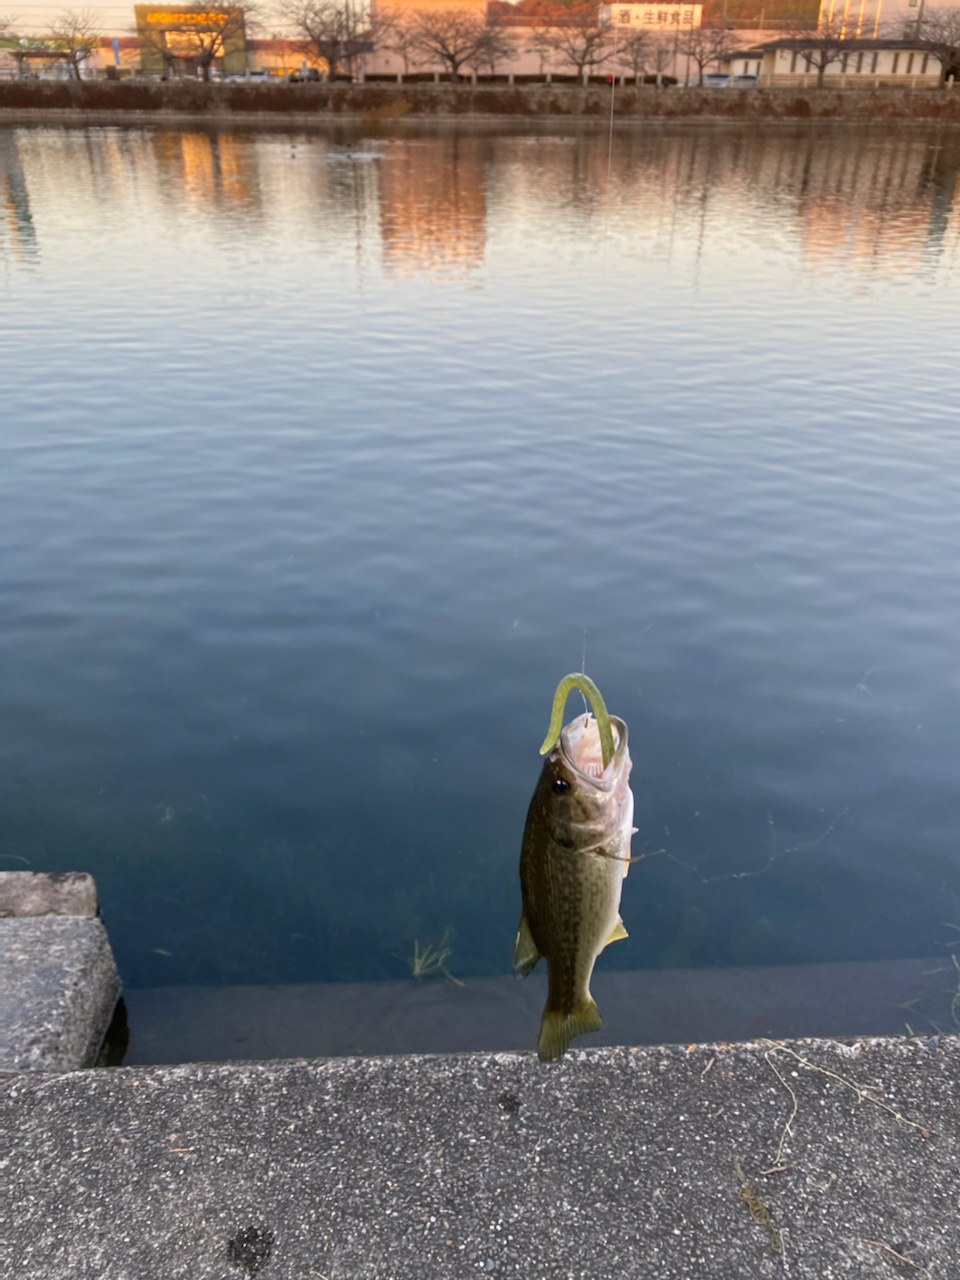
[[2, 121, 960, 991]]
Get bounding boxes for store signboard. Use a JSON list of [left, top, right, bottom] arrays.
[[606, 4, 703, 28], [134, 4, 247, 73]]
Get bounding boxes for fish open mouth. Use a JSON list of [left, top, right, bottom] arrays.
[[561, 714, 622, 782]]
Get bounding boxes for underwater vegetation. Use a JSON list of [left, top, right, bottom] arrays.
[[399, 929, 463, 985]]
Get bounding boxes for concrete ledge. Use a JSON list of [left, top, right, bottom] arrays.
[[5, 1036, 959, 1278], [0, 915, 121, 1072], [0, 870, 98, 918]]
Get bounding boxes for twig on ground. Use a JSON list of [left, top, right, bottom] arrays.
[[761, 1042, 930, 1135], [764, 1051, 799, 1164], [805, 1171, 837, 1192], [733, 1155, 783, 1254], [859, 1239, 933, 1278]]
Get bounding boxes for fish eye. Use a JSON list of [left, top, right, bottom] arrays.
[[552, 778, 570, 795]]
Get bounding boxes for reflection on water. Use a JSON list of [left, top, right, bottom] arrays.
[[0, 132, 37, 263], [1, 121, 960, 995], [153, 130, 261, 210], [4, 124, 959, 280], [379, 137, 486, 278]]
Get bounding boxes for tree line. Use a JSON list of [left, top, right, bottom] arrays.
[[281, 0, 749, 83], [0, 5, 252, 80], [273, 0, 960, 86], [3, 1, 960, 85]]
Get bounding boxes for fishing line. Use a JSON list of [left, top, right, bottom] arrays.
[[601, 26, 620, 268], [580, 628, 589, 715], [607, 50, 617, 176]]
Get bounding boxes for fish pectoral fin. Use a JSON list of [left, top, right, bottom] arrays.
[[604, 915, 629, 947], [538, 997, 603, 1062], [513, 915, 542, 978]]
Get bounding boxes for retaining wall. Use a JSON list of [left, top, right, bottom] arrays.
[[2, 78, 960, 122]]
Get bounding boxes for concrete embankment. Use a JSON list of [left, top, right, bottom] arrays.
[[2, 79, 960, 125], [0, 872, 120, 1073], [4, 874, 959, 1276], [5, 1037, 959, 1278]]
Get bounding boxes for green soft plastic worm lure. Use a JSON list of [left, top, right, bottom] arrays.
[[539, 672, 615, 771]]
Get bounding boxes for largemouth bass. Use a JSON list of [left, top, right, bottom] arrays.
[[514, 681, 635, 1062]]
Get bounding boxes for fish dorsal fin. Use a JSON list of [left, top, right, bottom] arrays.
[[513, 915, 541, 978], [538, 997, 603, 1061], [605, 915, 629, 947]]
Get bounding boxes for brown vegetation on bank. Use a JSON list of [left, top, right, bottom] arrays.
[[1, 77, 960, 119]]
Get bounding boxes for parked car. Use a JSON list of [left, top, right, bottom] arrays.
[[733, 73, 759, 86], [702, 72, 731, 88]]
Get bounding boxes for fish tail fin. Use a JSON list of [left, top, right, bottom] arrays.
[[537, 997, 603, 1063]]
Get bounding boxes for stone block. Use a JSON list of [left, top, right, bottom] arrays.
[[1, 915, 120, 1072], [0, 870, 98, 918]]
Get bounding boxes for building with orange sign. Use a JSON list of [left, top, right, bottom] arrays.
[[134, 5, 247, 76]]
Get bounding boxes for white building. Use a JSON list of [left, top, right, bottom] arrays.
[[723, 36, 943, 81]]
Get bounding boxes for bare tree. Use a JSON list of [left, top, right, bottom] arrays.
[[408, 6, 490, 81], [772, 16, 848, 87], [468, 12, 516, 76], [376, 6, 421, 74], [646, 31, 674, 84], [48, 8, 101, 79], [283, 0, 372, 78], [523, 34, 553, 75], [678, 24, 739, 85], [0, 12, 20, 74], [613, 27, 649, 82], [459, 11, 515, 77], [536, 5, 610, 78], [917, 5, 960, 83], [136, 21, 179, 76]]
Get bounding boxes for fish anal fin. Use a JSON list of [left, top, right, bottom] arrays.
[[538, 998, 603, 1062], [604, 915, 629, 947], [513, 915, 541, 978]]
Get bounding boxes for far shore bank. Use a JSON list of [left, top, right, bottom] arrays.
[[3, 79, 960, 126]]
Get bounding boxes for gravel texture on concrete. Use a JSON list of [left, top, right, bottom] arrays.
[[1, 916, 120, 1072], [0, 870, 99, 918], [5, 1036, 958, 1279]]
